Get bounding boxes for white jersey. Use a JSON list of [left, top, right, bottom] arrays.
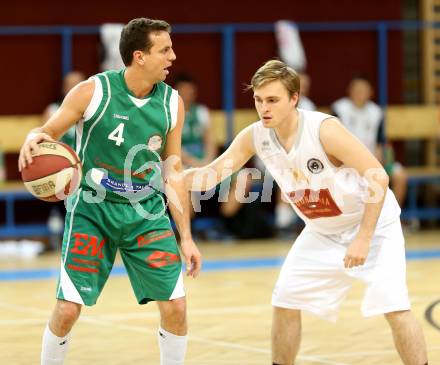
[[331, 97, 383, 154], [252, 108, 400, 235]]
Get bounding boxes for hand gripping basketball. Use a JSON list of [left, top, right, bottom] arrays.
[[21, 141, 82, 202]]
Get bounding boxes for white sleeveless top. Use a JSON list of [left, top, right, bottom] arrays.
[[252, 108, 400, 235], [331, 98, 383, 154]]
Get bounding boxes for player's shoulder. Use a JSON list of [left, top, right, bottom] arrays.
[[64, 78, 95, 106], [248, 119, 265, 132], [299, 108, 334, 124], [97, 69, 121, 78], [246, 120, 271, 146], [157, 80, 176, 93]]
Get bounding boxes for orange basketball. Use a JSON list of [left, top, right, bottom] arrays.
[[21, 141, 82, 202]]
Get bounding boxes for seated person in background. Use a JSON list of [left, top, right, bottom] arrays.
[[219, 165, 274, 240], [331, 75, 408, 207], [42, 71, 86, 148], [297, 72, 316, 111], [173, 74, 217, 167]]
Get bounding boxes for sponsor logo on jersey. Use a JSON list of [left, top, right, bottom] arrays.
[[94, 158, 152, 179], [113, 113, 129, 121], [261, 140, 272, 152], [70, 233, 106, 259], [147, 135, 163, 151], [146, 250, 181, 268], [288, 188, 342, 219], [307, 158, 324, 174], [137, 230, 174, 247]]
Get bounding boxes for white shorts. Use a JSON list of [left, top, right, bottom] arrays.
[[271, 219, 410, 322]]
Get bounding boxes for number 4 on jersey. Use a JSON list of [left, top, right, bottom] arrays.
[[108, 123, 125, 146]]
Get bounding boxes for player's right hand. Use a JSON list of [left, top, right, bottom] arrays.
[[18, 132, 55, 172], [180, 238, 202, 278]]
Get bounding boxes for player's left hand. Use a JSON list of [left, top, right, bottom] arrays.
[[344, 237, 370, 268], [180, 239, 202, 278]]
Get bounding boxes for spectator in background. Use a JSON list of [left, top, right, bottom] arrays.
[[173, 74, 217, 167], [174, 74, 219, 236], [42, 71, 86, 148], [219, 165, 274, 240], [42, 71, 86, 251], [331, 75, 408, 207], [297, 72, 316, 111]]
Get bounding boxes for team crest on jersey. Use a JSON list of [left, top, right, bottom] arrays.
[[147, 135, 163, 151], [307, 158, 324, 174]]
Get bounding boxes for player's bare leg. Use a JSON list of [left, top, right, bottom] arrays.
[[157, 297, 188, 365], [385, 310, 428, 365], [49, 300, 82, 336], [272, 307, 301, 365], [41, 300, 81, 365]]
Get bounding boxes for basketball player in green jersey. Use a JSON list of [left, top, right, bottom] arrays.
[[19, 18, 201, 365]]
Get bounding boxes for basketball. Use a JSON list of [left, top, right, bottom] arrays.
[[21, 141, 82, 202]]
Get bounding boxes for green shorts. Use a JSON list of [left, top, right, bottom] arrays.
[[56, 189, 184, 306]]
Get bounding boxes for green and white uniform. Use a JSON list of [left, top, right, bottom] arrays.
[[182, 103, 210, 159], [57, 69, 184, 306]]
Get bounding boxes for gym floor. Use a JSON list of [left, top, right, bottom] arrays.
[[1, 231, 439, 364]]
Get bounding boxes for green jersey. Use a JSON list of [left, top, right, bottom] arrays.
[[181, 103, 210, 159], [76, 69, 178, 203], [61, 126, 76, 149]]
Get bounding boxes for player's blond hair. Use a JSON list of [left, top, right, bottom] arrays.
[[248, 60, 300, 97]]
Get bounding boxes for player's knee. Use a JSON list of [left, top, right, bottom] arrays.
[[159, 298, 186, 322], [55, 300, 82, 325], [170, 298, 186, 318]]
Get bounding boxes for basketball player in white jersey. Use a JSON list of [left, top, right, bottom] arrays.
[[184, 60, 428, 365]]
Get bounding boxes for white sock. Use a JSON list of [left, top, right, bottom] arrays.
[[41, 324, 71, 365], [158, 326, 188, 365]]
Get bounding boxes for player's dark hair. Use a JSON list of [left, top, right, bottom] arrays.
[[119, 18, 171, 66]]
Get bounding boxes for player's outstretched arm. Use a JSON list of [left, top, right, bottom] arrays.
[[184, 124, 256, 192], [162, 96, 201, 278], [18, 79, 94, 171], [320, 118, 389, 268]]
